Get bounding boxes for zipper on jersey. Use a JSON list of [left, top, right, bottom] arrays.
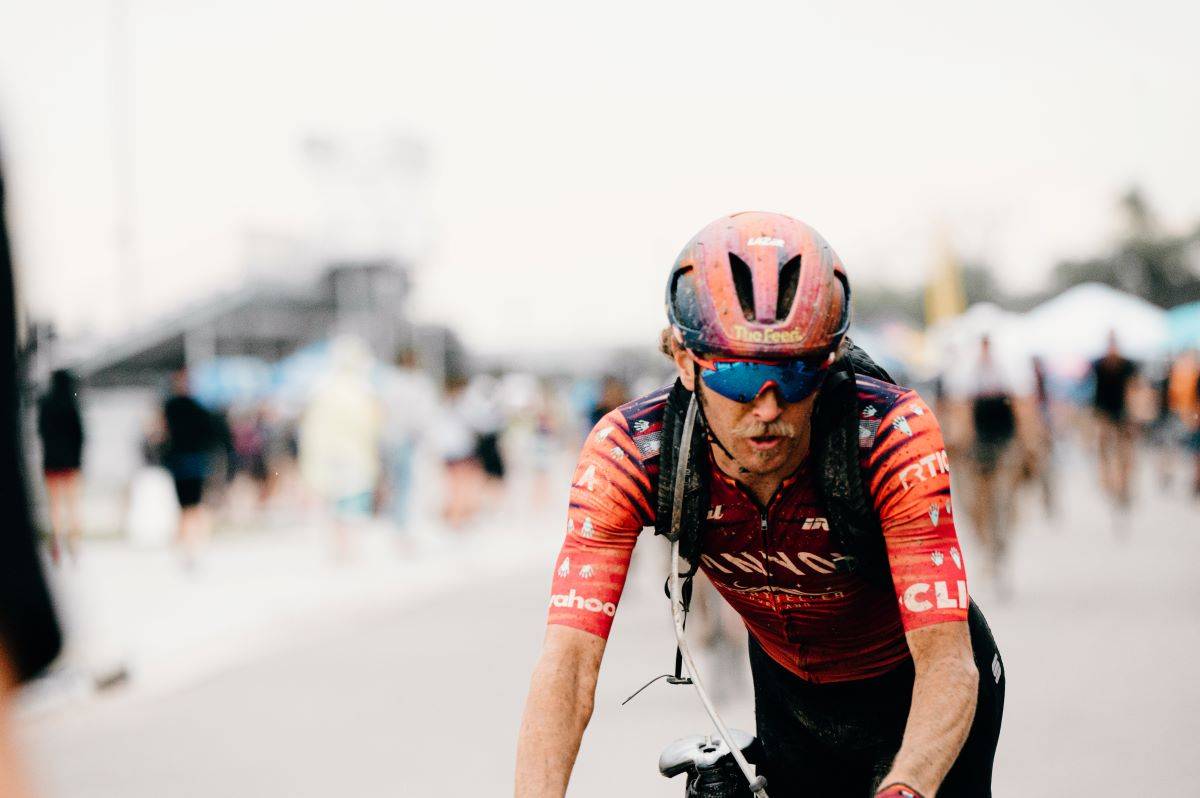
[[759, 511, 781, 612]]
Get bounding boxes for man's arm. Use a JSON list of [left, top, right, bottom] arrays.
[[517, 406, 650, 795], [879, 621, 978, 796], [515, 626, 606, 798]]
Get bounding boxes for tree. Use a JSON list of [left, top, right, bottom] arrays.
[[961, 262, 1002, 307], [1051, 188, 1200, 308]]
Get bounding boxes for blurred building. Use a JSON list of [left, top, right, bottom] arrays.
[[46, 260, 435, 387], [21, 261, 463, 532]]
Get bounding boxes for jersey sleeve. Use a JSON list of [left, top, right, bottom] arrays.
[[546, 410, 654, 639], [864, 391, 969, 632]]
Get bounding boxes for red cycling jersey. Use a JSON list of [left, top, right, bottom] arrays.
[[547, 375, 969, 684]]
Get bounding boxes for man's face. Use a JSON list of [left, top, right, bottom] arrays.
[[673, 349, 819, 477]]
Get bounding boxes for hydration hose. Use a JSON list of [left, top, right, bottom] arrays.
[[667, 394, 768, 798]]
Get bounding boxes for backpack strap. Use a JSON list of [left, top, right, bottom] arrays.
[[654, 379, 709, 565], [813, 339, 895, 587], [653, 382, 706, 686]]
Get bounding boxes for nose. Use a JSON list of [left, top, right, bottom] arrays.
[[750, 384, 784, 421]]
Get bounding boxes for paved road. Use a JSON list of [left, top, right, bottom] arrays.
[[20, 449, 1200, 796]]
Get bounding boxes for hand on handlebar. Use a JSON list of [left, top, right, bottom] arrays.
[[875, 784, 925, 798]]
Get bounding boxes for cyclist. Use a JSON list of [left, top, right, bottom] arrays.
[[515, 212, 1004, 797], [1089, 331, 1139, 509], [960, 334, 1032, 597]]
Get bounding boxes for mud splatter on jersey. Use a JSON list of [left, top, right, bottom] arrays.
[[546, 377, 968, 684]]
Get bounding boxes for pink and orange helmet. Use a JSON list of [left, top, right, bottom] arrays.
[[666, 211, 850, 360]]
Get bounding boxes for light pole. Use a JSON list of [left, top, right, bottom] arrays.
[[109, 0, 137, 326]]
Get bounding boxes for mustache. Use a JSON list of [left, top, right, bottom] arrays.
[[731, 418, 800, 439]]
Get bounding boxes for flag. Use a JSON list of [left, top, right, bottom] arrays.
[[925, 236, 966, 327]]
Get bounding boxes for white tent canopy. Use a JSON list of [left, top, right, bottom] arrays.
[[926, 302, 1034, 396], [1018, 282, 1168, 368]]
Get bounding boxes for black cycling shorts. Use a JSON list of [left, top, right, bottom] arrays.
[[173, 477, 205, 509], [476, 433, 505, 479], [750, 601, 1004, 797]]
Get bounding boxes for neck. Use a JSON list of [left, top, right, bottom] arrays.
[[709, 432, 811, 507]]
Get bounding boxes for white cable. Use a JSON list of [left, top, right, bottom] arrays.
[[669, 540, 767, 797], [667, 395, 768, 797]]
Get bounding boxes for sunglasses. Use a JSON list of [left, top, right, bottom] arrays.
[[693, 352, 834, 404]]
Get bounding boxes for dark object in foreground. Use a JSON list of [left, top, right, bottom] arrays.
[[0, 147, 62, 681]]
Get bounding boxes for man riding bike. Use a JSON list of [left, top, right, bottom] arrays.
[[515, 212, 1004, 797]]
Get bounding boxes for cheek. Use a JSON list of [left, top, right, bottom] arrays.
[[703, 391, 744, 431], [781, 400, 814, 430]]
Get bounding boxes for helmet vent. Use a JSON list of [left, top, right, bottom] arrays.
[[776, 255, 803, 321], [727, 253, 757, 321], [669, 267, 702, 332]]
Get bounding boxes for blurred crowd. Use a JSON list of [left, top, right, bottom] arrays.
[[928, 331, 1200, 598], [33, 335, 660, 571], [31, 323, 1200, 589]]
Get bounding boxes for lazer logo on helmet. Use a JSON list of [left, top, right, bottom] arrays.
[[549, 589, 617, 617], [746, 236, 785, 248], [730, 325, 806, 344]]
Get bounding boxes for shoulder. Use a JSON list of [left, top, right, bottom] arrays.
[[572, 387, 667, 528], [854, 374, 918, 431], [574, 385, 669, 495], [854, 373, 909, 412], [853, 375, 939, 453], [603, 384, 671, 466]]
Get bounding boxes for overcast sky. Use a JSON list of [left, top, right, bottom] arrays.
[[2, 0, 1198, 354]]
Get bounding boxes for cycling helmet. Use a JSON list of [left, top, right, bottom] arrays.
[[665, 211, 850, 359]]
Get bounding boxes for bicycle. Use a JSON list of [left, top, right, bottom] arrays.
[[656, 395, 769, 797], [659, 728, 762, 797]]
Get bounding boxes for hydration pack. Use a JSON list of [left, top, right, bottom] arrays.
[[652, 339, 897, 587]]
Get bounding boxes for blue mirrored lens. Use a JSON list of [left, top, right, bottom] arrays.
[[700, 359, 827, 404]]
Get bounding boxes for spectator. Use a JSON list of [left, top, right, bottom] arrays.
[[462, 375, 507, 500], [231, 405, 272, 508], [433, 376, 483, 529], [1029, 355, 1055, 516], [163, 369, 219, 570], [965, 335, 1023, 593], [37, 368, 84, 564], [589, 375, 628, 428], [529, 379, 561, 509], [299, 337, 382, 559], [380, 349, 436, 538], [1090, 331, 1139, 509], [1187, 358, 1200, 496]]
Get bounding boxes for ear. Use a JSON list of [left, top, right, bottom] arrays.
[[674, 348, 696, 391]]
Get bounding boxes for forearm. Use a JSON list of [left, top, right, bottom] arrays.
[[882, 657, 978, 796], [514, 636, 600, 797]]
